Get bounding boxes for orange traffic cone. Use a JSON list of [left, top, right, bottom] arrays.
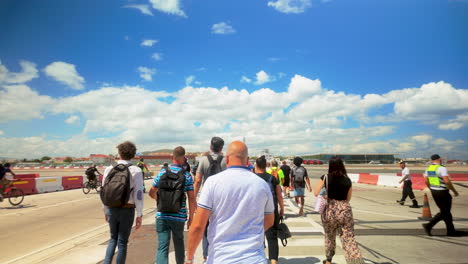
[[418, 193, 432, 220]]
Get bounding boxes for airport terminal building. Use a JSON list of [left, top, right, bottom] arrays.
[[301, 153, 398, 164]]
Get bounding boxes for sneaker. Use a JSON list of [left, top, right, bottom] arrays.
[[409, 204, 419, 208], [396, 200, 404, 205], [422, 223, 432, 236]]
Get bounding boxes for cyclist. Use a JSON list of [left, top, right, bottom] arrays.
[[0, 163, 17, 202], [136, 158, 149, 192], [85, 164, 102, 188]]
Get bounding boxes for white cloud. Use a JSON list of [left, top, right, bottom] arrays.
[[287, 74, 322, 101], [124, 4, 154, 16], [152, 53, 163, 61], [438, 114, 468, 130], [0, 130, 3, 136], [141, 39, 158, 47], [211, 22, 236, 35], [185, 75, 195, 86], [0, 60, 39, 84], [149, 0, 186, 17], [240, 76, 252, 83], [268, 0, 312, 14], [392, 81, 468, 118], [1, 74, 467, 159], [254, 70, 272, 85], [65, 115, 80, 125], [137, 67, 156, 82], [0, 84, 54, 122], [44, 61, 85, 90]]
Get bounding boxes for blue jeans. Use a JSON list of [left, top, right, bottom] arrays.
[[104, 207, 135, 264], [156, 217, 186, 264]]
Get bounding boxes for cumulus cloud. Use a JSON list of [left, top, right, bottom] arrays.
[[211, 22, 236, 35], [149, 0, 186, 17], [438, 114, 468, 130], [141, 39, 158, 47], [44, 61, 85, 90], [268, 0, 312, 14], [137, 67, 156, 81], [240, 76, 252, 83], [0, 60, 39, 84], [254, 70, 272, 85], [65, 115, 80, 125], [152, 53, 163, 61], [124, 4, 154, 16], [0, 84, 54, 122], [1, 71, 467, 159], [392, 81, 468, 118]]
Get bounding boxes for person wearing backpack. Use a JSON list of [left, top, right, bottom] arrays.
[[149, 146, 196, 264], [101, 141, 144, 264], [255, 156, 284, 264], [193, 136, 227, 261], [291, 157, 312, 216], [267, 160, 284, 196]]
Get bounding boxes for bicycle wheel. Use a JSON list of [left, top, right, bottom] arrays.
[[95, 182, 101, 193], [82, 182, 91, 194], [8, 188, 24, 206]]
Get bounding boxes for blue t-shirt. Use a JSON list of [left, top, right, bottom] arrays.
[[153, 164, 194, 222]]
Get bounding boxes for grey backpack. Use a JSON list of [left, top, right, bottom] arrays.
[[293, 166, 306, 183], [100, 164, 133, 207]]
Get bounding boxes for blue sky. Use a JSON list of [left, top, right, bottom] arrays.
[[0, 0, 467, 159]]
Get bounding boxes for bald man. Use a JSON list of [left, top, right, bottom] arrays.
[[185, 141, 275, 264]]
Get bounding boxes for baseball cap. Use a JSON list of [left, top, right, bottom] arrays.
[[431, 154, 441, 160], [210, 136, 224, 152]]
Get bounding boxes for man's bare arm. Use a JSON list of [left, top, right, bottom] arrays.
[[185, 207, 211, 262], [264, 213, 274, 231], [149, 186, 158, 199], [443, 176, 459, 196], [193, 172, 203, 196]]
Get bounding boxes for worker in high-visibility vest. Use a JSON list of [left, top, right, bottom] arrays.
[[422, 154, 459, 236]]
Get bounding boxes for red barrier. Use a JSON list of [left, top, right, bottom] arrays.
[[14, 174, 40, 179], [11, 179, 38, 195], [358, 173, 378, 185], [450, 173, 468, 181], [62, 176, 83, 190]]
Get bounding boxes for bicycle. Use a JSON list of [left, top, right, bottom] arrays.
[[1, 182, 25, 206], [83, 179, 101, 194]]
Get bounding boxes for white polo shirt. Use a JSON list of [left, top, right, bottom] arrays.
[[198, 166, 274, 264]]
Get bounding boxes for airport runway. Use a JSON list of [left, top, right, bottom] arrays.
[[1, 167, 467, 263]]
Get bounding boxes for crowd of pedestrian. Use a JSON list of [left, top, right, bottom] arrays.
[[95, 137, 461, 264]]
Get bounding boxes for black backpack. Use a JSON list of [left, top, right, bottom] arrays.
[[85, 167, 95, 177], [100, 164, 133, 207], [205, 155, 223, 182], [266, 174, 278, 204], [157, 165, 186, 213]]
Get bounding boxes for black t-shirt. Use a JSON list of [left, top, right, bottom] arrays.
[[321, 174, 351, 201], [280, 165, 291, 180], [0, 167, 12, 180], [256, 172, 279, 204]]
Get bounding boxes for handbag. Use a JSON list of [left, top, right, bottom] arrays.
[[277, 216, 291, 247], [314, 174, 328, 214]]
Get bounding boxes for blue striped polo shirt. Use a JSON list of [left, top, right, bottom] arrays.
[[153, 164, 194, 222]]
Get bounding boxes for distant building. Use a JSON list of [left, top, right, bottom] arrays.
[[301, 153, 398, 164], [89, 154, 112, 164]]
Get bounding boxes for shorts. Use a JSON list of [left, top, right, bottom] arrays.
[[294, 188, 305, 197]]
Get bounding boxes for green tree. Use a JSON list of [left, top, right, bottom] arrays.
[[41, 156, 52, 161], [64, 157, 73, 163]]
